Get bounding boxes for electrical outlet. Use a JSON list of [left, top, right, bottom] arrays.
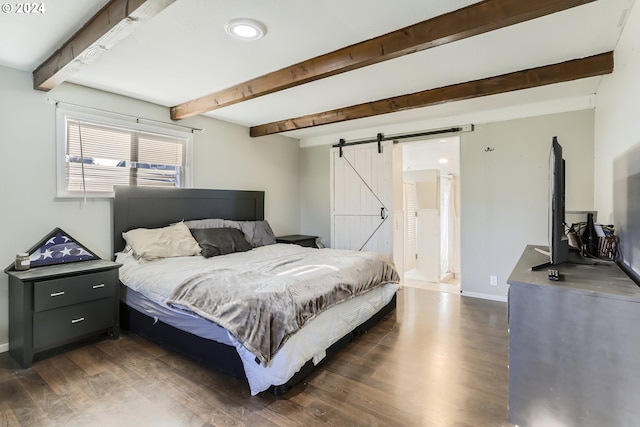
[[490, 275, 498, 286]]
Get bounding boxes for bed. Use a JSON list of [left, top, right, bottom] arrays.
[[112, 186, 399, 395]]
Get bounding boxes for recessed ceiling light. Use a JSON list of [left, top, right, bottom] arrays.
[[225, 18, 267, 41], [439, 158, 449, 164]]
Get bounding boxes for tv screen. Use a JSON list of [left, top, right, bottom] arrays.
[[550, 137, 569, 265], [532, 136, 569, 270]]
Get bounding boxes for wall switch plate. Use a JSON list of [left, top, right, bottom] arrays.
[[490, 275, 498, 286]]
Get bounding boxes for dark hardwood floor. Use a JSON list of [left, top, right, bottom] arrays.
[[0, 288, 513, 426]]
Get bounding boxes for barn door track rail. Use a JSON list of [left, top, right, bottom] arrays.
[[334, 125, 473, 157]]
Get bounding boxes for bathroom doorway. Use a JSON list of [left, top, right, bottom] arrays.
[[402, 136, 460, 294]]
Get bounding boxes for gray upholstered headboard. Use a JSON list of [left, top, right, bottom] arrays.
[[112, 186, 265, 255]]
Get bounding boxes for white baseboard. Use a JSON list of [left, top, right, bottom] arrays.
[[461, 290, 508, 303], [0, 342, 8, 353]]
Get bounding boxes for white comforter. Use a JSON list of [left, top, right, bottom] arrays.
[[117, 244, 399, 395]]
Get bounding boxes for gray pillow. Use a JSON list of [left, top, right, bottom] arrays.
[[189, 228, 252, 258], [238, 220, 277, 247]]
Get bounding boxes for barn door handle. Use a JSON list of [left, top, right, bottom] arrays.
[[380, 207, 386, 219]]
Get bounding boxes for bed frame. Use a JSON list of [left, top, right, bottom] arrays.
[[112, 185, 396, 394]]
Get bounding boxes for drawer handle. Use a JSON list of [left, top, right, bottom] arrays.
[[92, 283, 105, 289], [50, 291, 65, 297], [71, 317, 85, 324]]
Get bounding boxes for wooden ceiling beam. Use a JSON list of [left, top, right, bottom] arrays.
[[33, 0, 174, 91], [249, 52, 613, 137], [171, 0, 596, 120]]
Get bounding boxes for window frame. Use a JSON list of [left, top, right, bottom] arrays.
[[56, 108, 194, 198]]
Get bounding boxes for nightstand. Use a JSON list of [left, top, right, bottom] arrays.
[[6, 259, 121, 368], [276, 234, 319, 248]]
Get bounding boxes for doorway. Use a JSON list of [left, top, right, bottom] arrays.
[[402, 137, 460, 294]]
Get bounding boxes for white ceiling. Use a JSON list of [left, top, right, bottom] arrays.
[[0, 0, 635, 147], [403, 137, 461, 176]]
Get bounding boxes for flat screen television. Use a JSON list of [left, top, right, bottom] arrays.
[[532, 136, 569, 270]]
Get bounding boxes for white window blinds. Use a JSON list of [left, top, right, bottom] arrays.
[[57, 109, 192, 197]]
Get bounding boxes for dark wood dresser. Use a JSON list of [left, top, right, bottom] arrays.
[[276, 234, 318, 248], [6, 259, 121, 367]]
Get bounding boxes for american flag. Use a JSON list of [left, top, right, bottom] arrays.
[[29, 230, 97, 267]]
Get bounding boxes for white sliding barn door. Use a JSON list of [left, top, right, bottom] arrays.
[[331, 141, 394, 257]]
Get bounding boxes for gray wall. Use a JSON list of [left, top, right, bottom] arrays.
[[594, 1, 640, 282], [460, 110, 594, 299], [300, 144, 331, 246], [299, 109, 595, 300], [0, 65, 300, 350]]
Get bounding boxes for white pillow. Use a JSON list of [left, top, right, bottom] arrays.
[[123, 221, 201, 261]]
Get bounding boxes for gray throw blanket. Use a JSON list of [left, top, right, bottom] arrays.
[[165, 248, 399, 366]]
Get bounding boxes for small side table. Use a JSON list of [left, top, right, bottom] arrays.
[[6, 259, 121, 368], [276, 234, 319, 248]]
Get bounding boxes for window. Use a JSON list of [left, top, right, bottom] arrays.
[[56, 108, 193, 197]]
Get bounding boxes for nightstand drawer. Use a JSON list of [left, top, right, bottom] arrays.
[[34, 271, 115, 312], [33, 298, 115, 351]]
